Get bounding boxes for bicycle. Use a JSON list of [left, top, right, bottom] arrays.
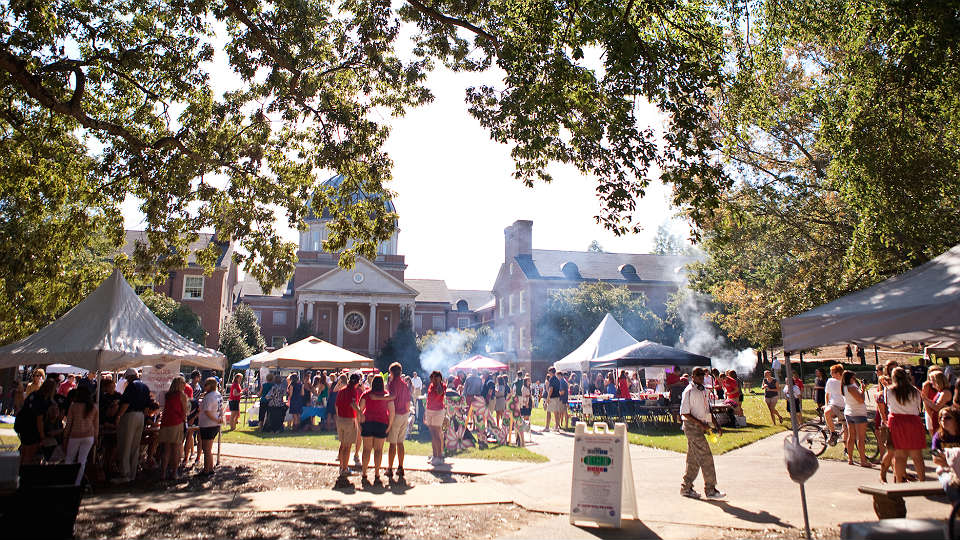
[[797, 412, 881, 462]]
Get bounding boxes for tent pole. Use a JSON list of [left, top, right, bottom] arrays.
[[874, 345, 880, 366], [783, 351, 812, 540]]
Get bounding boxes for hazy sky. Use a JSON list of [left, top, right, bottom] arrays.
[[123, 28, 684, 291]]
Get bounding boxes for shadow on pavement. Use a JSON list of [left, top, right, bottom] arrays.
[[704, 500, 791, 527], [574, 519, 663, 539]]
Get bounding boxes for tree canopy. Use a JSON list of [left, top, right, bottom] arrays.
[[139, 289, 206, 345]]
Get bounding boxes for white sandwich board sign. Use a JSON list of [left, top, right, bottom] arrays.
[[570, 422, 638, 528]]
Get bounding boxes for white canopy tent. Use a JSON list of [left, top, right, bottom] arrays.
[[781, 243, 960, 352], [249, 336, 374, 370], [0, 269, 226, 372], [552, 313, 639, 372]]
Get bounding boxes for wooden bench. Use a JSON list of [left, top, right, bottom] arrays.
[[858, 481, 945, 518]]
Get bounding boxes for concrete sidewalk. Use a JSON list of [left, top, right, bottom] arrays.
[[217, 442, 530, 476]]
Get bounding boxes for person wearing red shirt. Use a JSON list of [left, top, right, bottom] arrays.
[[721, 370, 744, 416], [334, 373, 361, 478], [617, 371, 632, 399], [424, 371, 446, 465], [665, 368, 682, 388], [358, 376, 395, 485], [386, 363, 412, 479], [158, 376, 188, 480], [58, 375, 76, 397], [228, 373, 243, 431]]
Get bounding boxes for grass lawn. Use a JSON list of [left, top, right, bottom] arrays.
[[220, 421, 548, 463], [530, 391, 822, 455]]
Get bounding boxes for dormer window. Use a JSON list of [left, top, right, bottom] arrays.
[[560, 261, 580, 280], [619, 264, 639, 281], [456, 299, 468, 312]]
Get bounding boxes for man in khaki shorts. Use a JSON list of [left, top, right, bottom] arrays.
[[386, 362, 412, 479], [544, 367, 563, 432]]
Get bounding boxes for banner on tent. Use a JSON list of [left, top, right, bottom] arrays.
[[570, 422, 637, 528], [142, 361, 181, 407]]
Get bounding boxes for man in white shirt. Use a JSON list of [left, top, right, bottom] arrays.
[[824, 363, 846, 445], [679, 367, 726, 500], [410, 371, 423, 422]]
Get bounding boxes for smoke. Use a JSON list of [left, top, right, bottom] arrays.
[[673, 280, 755, 375], [419, 329, 473, 374]]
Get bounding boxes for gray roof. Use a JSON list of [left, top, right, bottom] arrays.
[[449, 289, 494, 311], [405, 279, 451, 303], [238, 278, 294, 298], [306, 174, 397, 221], [517, 249, 691, 283], [121, 230, 233, 268]]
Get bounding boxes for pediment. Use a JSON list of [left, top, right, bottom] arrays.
[[297, 257, 418, 297]]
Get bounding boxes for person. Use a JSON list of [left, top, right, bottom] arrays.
[[558, 371, 570, 428], [824, 364, 846, 445], [386, 362, 411, 479], [922, 368, 941, 433], [359, 375, 395, 485], [264, 375, 288, 432], [923, 369, 953, 434], [425, 371, 446, 465], [786, 375, 803, 424], [886, 367, 926, 482], [258, 373, 274, 429], [712, 368, 724, 400], [544, 367, 561, 432], [114, 368, 151, 483], [845, 344, 853, 363], [520, 376, 532, 437], [840, 371, 871, 467], [286, 373, 306, 431], [462, 370, 483, 402], [604, 372, 617, 395], [58, 374, 77, 397], [617, 370, 632, 399], [310, 374, 328, 431], [721, 370, 744, 417], [334, 373, 361, 480], [411, 371, 423, 421], [679, 367, 725, 500], [761, 371, 782, 424], [189, 370, 202, 399], [14, 378, 56, 464], [62, 384, 98, 485], [482, 373, 496, 413], [513, 370, 525, 397], [197, 377, 223, 475], [493, 374, 508, 426], [77, 371, 98, 395], [933, 407, 960, 452], [856, 346, 867, 364], [227, 373, 243, 431], [24, 368, 45, 397], [814, 368, 827, 422], [158, 376, 188, 480]]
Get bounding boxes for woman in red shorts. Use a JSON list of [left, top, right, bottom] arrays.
[[358, 376, 395, 485], [886, 367, 926, 482]]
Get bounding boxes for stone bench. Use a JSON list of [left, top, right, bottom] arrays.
[[858, 480, 944, 518]]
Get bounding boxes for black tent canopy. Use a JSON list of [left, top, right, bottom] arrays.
[[590, 340, 711, 369]]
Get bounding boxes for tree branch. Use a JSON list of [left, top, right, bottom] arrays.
[[404, 0, 500, 53]]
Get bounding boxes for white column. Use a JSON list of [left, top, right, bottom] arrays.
[[297, 300, 304, 323], [306, 301, 314, 322], [368, 302, 378, 354], [336, 301, 345, 347], [407, 303, 416, 333]]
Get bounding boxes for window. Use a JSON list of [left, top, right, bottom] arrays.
[[498, 297, 504, 318], [457, 317, 470, 329], [432, 315, 445, 331], [518, 290, 526, 314], [271, 336, 286, 349], [272, 310, 287, 326], [344, 311, 366, 333], [415, 314, 423, 330], [254, 310, 262, 324], [183, 276, 204, 300], [508, 293, 515, 315], [507, 325, 514, 351]]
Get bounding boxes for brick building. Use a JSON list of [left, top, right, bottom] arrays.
[[492, 220, 690, 376]]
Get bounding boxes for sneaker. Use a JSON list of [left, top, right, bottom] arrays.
[[680, 488, 701, 499], [705, 489, 727, 500], [828, 432, 839, 445], [353, 455, 361, 467]]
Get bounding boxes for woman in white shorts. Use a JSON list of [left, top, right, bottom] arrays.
[[424, 371, 447, 465]]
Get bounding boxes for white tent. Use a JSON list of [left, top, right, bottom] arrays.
[[553, 314, 639, 372], [45, 363, 89, 375], [249, 336, 374, 370], [0, 269, 226, 372], [782, 243, 960, 352]]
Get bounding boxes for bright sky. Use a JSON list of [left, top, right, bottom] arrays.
[[122, 24, 686, 291]]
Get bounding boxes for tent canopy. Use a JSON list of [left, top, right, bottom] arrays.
[[0, 269, 226, 372], [45, 364, 88, 375], [782, 243, 960, 352], [450, 355, 508, 372], [590, 340, 711, 369], [552, 313, 639, 372], [249, 336, 374, 370], [232, 351, 269, 370]]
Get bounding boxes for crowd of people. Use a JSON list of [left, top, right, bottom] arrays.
[[10, 366, 225, 485]]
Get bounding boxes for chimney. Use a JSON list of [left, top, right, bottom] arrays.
[[504, 220, 533, 263]]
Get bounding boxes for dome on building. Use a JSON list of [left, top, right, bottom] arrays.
[[306, 174, 396, 221]]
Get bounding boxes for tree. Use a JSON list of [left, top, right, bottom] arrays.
[[290, 319, 315, 344], [218, 316, 252, 366], [139, 289, 206, 345], [652, 224, 689, 256], [587, 240, 604, 253], [232, 303, 266, 353], [533, 283, 663, 361], [0, 0, 728, 298], [377, 307, 421, 374]]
